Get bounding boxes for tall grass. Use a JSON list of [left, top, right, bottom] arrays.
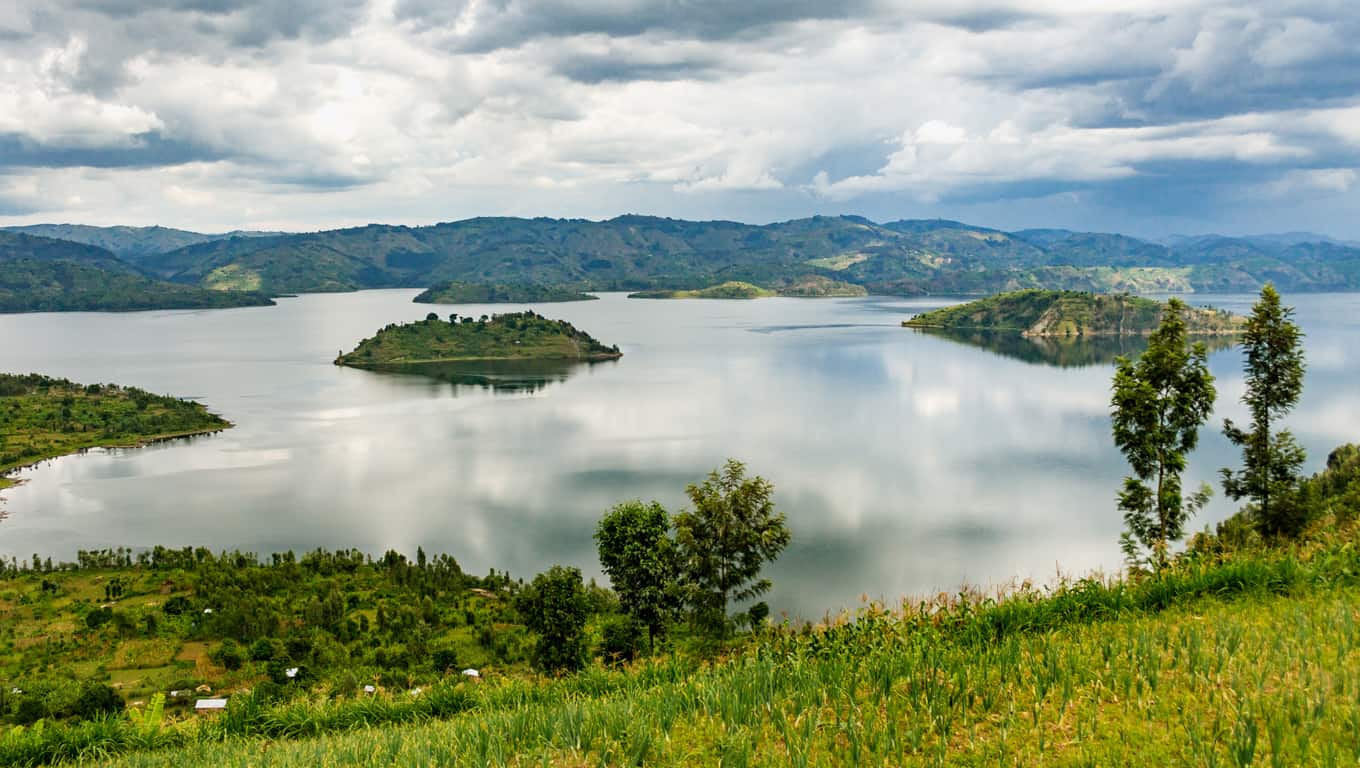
[[6, 537, 1360, 767]]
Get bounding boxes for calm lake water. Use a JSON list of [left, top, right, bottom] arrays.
[[2, 291, 1358, 620]]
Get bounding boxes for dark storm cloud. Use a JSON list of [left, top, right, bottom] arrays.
[[0, 132, 228, 170], [395, 0, 883, 50]]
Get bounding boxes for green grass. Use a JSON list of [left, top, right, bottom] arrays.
[[628, 282, 776, 300], [9, 532, 1360, 767]]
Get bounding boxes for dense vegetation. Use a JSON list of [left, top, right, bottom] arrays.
[[413, 282, 598, 304], [630, 277, 866, 299], [16, 217, 1360, 299], [1, 226, 279, 266], [903, 290, 1243, 336], [0, 233, 274, 313], [0, 374, 231, 492], [1, 456, 1357, 765], [334, 312, 622, 368]]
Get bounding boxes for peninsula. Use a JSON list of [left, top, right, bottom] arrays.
[[413, 282, 598, 304], [334, 311, 622, 368], [902, 290, 1244, 337], [0, 374, 231, 491]]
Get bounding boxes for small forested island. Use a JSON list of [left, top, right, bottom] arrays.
[[629, 281, 775, 299], [630, 277, 867, 300], [773, 274, 868, 297], [903, 289, 1244, 336], [0, 374, 231, 490], [413, 281, 598, 304], [334, 311, 622, 368]]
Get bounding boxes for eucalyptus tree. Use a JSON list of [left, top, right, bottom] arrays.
[[1221, 284, 1308, 538], [1110, 298, 1217, 571], [674, 460, 790, 638]]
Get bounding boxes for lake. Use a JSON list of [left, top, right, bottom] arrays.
[[2, 291, 1358, 620]]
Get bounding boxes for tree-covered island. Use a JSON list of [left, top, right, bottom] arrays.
[[413, 282, 598, 304], [903, 289, 1244, 337], [628, 276, 865, 299], [334, 311, 622, 368], [0, 374, 231, 491]]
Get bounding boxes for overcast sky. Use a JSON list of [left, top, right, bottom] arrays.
[[1, 1, 1358, 237]]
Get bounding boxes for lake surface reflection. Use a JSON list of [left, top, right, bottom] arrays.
[[2, 290, 1358, 620]]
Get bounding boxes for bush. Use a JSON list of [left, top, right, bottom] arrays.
[[213, 640, 246, 671], [431, 647, 459, 673], [599, 616, 644, 665], [73, 683, 123, 720], [85, 607, 114, 630]]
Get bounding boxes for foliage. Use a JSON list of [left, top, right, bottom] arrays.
[[1110, 299, 1218, 570], [1221, 284, 1310, 539], [674, 460, 790, 638], [413, 282, 598, 304], [904, 289, 1243, 337], [333, 311, 622, 367], [594, 500, 678, 651], [0, 374, 231, 486], [515, 566, 590, 674]]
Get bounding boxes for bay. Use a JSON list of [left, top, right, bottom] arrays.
[[2, 290, 1357, 620]]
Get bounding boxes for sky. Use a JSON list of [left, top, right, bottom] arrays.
[[1, 1, 1358, 238]]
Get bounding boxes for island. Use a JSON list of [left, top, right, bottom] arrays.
[[902, 290, 1244, 337], [0, 374, 231, 491], [334, 311, 622, 368], [413, 281, 599, 304], [628, 277, 866, 300]]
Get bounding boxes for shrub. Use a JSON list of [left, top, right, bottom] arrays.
[[599, 616, 644, 665], [73, 683, 123, 720]]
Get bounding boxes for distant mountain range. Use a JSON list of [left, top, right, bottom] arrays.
[[2, 216, 1359, 312]]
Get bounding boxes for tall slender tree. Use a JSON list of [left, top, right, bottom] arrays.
[[674, 460, 790, 639], [1111, 298, 1218, 571], [1221, 284, 1308, 538]]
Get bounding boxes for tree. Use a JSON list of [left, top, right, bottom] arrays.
[[1220, 284, 1309, 539], [516, 565, 590, 673], [594, 500, 678, 652], [1110, 298, 1217, 571], [673, 460, 790, 638]]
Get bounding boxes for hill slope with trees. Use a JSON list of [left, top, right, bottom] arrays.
[[334, 311, 622, 367], [903, 290, 1244, 337]]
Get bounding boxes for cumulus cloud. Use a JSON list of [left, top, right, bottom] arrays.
[[0, 0, 1357, 235]]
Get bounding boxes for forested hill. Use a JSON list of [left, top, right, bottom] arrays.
[[8, 216, 1360, 298], [0, 232, 275, 313], [336, 311, 622, 367], [1, 224, 279, 265], [903, 290, 1245, 337]]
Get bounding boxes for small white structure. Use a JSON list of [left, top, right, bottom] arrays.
[[202, 608, 213, 614], [362, 685, 376, 694], [195, 698, 228, 713], [461, 668, 480, 678], [285, 667, 299, 679], [409, 687, 423, 696]]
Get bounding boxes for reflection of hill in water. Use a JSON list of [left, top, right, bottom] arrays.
[[914, 329, 1238, 368], [364, 359, 612, 393]]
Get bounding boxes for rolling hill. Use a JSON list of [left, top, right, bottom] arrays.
[[11, 216, 1360, 298]]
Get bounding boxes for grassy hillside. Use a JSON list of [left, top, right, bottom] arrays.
[[0, 374, 231, 491], [903, 290, 1244, 337], [0, 226, 277, 265], [0, 233, 274, 313], [6, 521, 1360, 767], [62, 215, 1360, 298], [413, 282, 598, 304], [335, 311, 622, 367]]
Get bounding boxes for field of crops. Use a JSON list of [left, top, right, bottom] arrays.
[[7, 536, 1360, 767]]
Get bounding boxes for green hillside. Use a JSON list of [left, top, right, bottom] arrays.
[[24, 216, 1360, 298], [0, 225, 277, 265], [413, 282, 598, 304], [335, 311, 622, 367], [0, 374, 231, 491], [0, 233, 274, 313], [903, 290, 1244, 337]]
